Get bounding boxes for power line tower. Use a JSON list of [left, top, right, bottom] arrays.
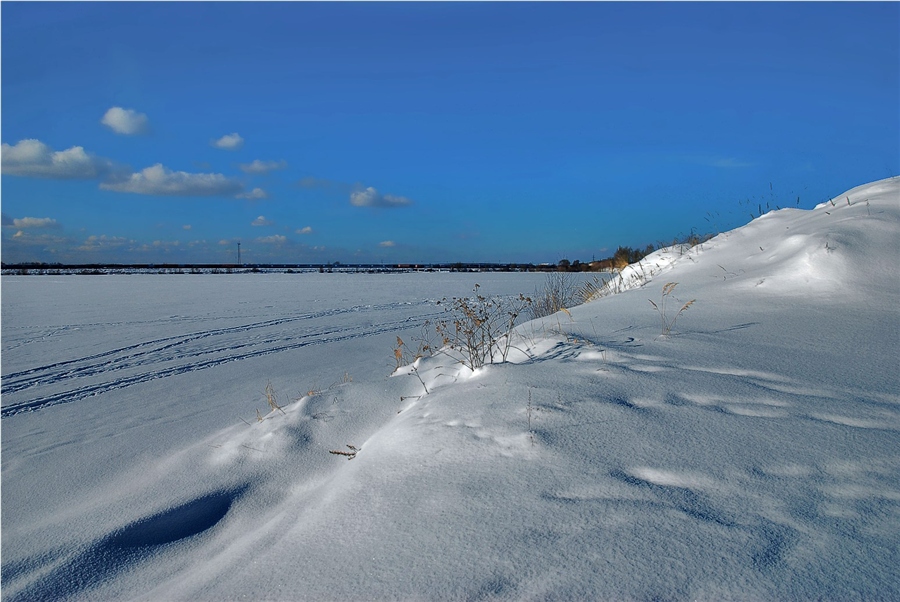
[[237, 242, 241, 266]]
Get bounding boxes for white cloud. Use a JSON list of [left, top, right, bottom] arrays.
[[101, 107, 149, 135], [212, 133, 244, 151], [239, 160, 286, 174], [100, 164, 243, 197], [237, 187, 268, 200], [1, 139, 115, 179], [183, 225, 192, 230], [350, 186, 412, 208], [5, 230, 68, 246], [77, 234, 132, 251], [256, 234, 286, 244], [8, 217, 59, 229], [297, 226, 313, 235], [379, 240, 396, 248], [251, 215, 273, 227]]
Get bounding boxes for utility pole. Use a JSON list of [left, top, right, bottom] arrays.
[[237, 242, 241, 266]]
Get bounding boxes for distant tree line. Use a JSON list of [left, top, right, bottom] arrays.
[[554, 244, 657, 273], [3, 234, 712, 276], [554, 230, 711, 273]]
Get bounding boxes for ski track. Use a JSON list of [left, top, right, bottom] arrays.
[[1, 301, 443, 418]]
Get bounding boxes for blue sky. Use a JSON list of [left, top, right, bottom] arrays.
[[2, 2, 898, 265]]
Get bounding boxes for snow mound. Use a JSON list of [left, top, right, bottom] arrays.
[[590, 176, 899, 302]]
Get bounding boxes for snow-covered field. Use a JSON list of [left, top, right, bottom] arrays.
[[2, 177, 899, 601]]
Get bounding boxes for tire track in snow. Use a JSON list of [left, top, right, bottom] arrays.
[[1, 302, 442, 418], [1, 302, 430, 394]]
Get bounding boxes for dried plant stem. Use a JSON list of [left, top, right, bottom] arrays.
[[649, 282, 695, 336]]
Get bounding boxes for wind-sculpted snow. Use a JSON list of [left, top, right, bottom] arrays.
[[4, 488, 245, 602], [2, 178, 898, 600]]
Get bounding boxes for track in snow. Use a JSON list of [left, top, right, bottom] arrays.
[[1, 301, 443, 418]]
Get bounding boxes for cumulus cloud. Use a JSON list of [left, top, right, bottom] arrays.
[[256, 234, 286, 244], [100, 164, 243, 197], [183, 225, 192, 230], [239, 159, 287, 174], [350, 186, 412, 208], [297, 226, 313, 235], [251, 215, 273, 227], [1, 139, 116, 179], [212, 133, 244, 151], [101, 107, 149, 135], [379, 240, 396, 247], [237, 187, 268, 200], [4, 216, 60, 229]]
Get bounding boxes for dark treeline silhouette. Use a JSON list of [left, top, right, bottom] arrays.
[[3, 236, 712, 276]]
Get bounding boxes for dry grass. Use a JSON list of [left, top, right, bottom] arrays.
[[649, 282, 695, 336], [266, 382, 285, 413], [529, 273, 578, 319], [329, 444, 359, 460]]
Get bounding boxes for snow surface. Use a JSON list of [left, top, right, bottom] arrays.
[[2, 177, 899, 601]]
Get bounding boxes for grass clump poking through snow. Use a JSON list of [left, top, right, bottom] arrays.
[[434, 284, 534, 371], [257, 381, 285, 421], [649, 282, 695, 336], [578, 274, 608, 304], [395, 284, 534, 374]]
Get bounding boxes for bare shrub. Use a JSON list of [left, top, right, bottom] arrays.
[[433, 284, 533, 371], [529, 273, 580, 319]]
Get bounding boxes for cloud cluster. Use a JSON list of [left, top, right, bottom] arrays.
[[237, 188, 268, 200], [212, 133, 244, 151], [297, 226, 313, 235], [251, 216, 273, 227], [4, 216, 60, 229], [100, 164, 243, 197], [1, 139, 115, 179], [239, 160, 286, 174], [101, 107, 149, 135], [350, 186, 412, 208], [77, 234, 133, 252], [379, 240, 396, 247], [256, 234, 286, 244]]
